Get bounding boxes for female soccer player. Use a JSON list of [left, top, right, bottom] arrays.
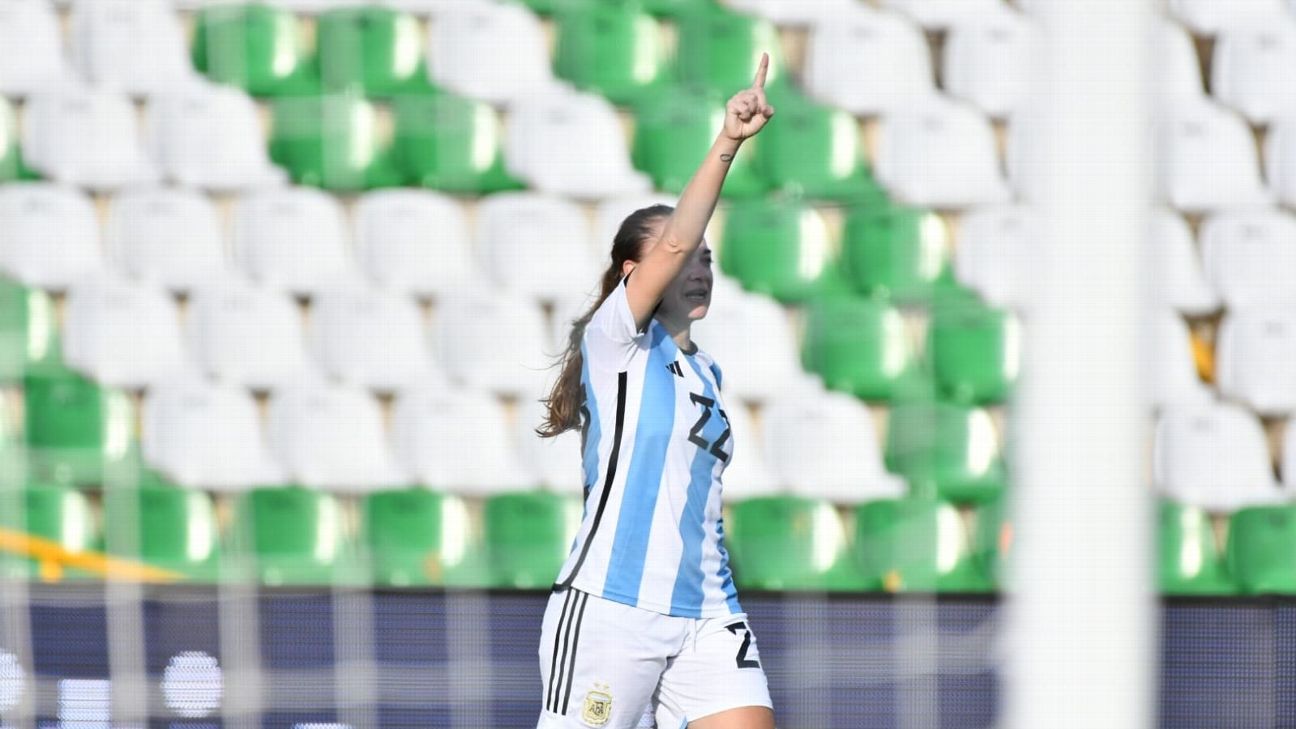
[[534, 55, 777, 729]]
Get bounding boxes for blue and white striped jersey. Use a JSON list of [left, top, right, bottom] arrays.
[[553, 280, 742, 618]]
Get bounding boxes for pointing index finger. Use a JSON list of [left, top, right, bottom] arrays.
[[753, 52, 769, 89]]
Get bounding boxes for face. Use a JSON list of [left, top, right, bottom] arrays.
[[623, 219, 715, 325]]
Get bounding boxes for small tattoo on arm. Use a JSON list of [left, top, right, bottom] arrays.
[[720, 153, 734, 163]]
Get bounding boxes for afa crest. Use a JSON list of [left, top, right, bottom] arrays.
[[580, 682, 612, 727]]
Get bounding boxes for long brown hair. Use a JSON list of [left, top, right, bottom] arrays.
[[536, 204, 675, 437]]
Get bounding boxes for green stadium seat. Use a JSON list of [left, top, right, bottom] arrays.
[[640, 0, 720, 17], [755, 95, 884, 202], [854, 498, 992, 592], [841, 205, 955, 304], [1226, 505, 1296, 594], [391, 94, 526, 193], [0, 485, 98, 580], [363, 487, 480, 587], [316, 6, 433, 97], [483, 491, 580, 589], [24, 366, 137, 487], [726, 496, 867, 591], [234, 486, 354, 586], [719, 198, 846, 302], [800, 296, 920, 401], [631, 88, 766, 197], [928, 294, 1019, 405], [103, 485, 219, 581], [553, 4, 670, 106], [884, 400, 1006, 504], [971, 494, 1008, 590], [676, 6, 784, 95], [269, 94, 401, 191], [0, 99, 36, 182], [0, 278, 57, 384], [191, 3, 317, 96], [1159, 501, 1234, 595]]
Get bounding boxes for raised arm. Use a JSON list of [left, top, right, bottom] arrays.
[[623, 53, 776, 330]]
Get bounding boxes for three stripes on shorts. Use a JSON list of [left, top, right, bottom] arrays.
[[547, 588, 591, 715]]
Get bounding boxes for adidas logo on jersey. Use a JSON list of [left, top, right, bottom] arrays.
[[665, 361, 684, 377]]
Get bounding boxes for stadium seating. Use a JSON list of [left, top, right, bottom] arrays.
[[474, 192, 602, 304], [390, 93, 525, 193], [631, 89, 767, 197], [762, 386, 907, 503], [0, 0, 73, 97], [953, 205, 1037, 310], [885, 400, 1007, 505], [69, 0, 193, 96], [315, 6, 433, 96], [0, 278, 56, 385], [147, 81, 287, 191], [1158, 500, 1234, 595], [725, 0, 862, 26], [1226, 504, 1296, 594], [800, 296, 920, 402], [104, 484, 220, 580], [24, 365, 137, 487], [972, 494, 1009, 589], [431, 286, 552, 397], [1262, 114, 1296, 207], [106, 188, 227, 294], [363, 487, 475, 587], [725, 495, 866, 591], [853, 498, 992, 592], [511, 398, 583, 495], [265, 382, 408, 492], [306, 279, 441, 391], [428, 2, 565, 105], [353, 189, 478, 298], [942, 7, 1037, 118], [184, 275, 312, 391], [802, 8, 935, 116], [875, 97, 1010, 208], [1212, 22, 1296, 125], [390, 385, 533, 496], [0, 183, 103, 291], [0, 485, 98, 580], [269, 94, 401, 191], [1216, 309, 1296, 416], [719, 197, 841, 302], [1145, 310, 1213, 409], [841, 204, 953, 303], [191, 3, 317, 96], [0, 99, 25, 181], [231, 187, 351, 296], [1159, 99, 1272, 212], [552, 3, 669, 106], [1168, 0, 1288, 34], [753, 94, 884, 201], [60, 273, 186, 390], [143, 377, 283, 492], [21, 87, 158, 190], [1200, 209, 1296, 309], [675, 6, 785, 94], [1154, 401, 1285, 511], [1155, 19, 1206, 101], [927, 295, 1019, 405], [880, 0, 1007, 29], [689, 287, 804, 403], [483, 490, 581, 589], [233, 486, 354, 585], [1148, 208, 1219, 315]]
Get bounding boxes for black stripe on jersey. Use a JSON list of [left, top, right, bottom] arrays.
[[545, 589, 575, 713], [560, 591, 591, 715], [553, 371, 628, 591]]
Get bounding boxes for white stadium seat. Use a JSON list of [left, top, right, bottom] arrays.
[[1143, 309, 1212, 410], [232, 187, 351, 296], [62, 273, 186, 389], [143, 377, 284, 491], [1158, 100, 1272, 213], [106, 187, 227, 293], [879, 0, 1006, 29], [505, 89, 652, 200], [148, 82, 287, 192], [70, 0, 193, 96], [307, 279, 442, 391], [1169, 0, 1287, 35], [392, 385, 533, 496], [724, 0, 861, 25], [690, 289, 803, 403], [1280, 416, 1296, 487], [1154, 401, 1286, 511], [875, 97, 1010, 208], [802, 8, 935, 116], [592, 194, 678, 254], [1200, 209, 1296, 309], [942, 7, 1038, 118], [1155, 20, 1205, 102], [711, 400, 781, 501], [475, 192, 601, 304], [21, 87, 158, 190], [0, 183, 103, 290], [353, 189, 476, 298], [374, 0, 484, 15], [1217, 308, 1296, 416], [1213, 21, 1296, 125], [185, 274, 312, 390], [1262, 113, 1296, 207], [0, 1, 74, 97], [762, 385, 907, 504], [513, 397, 583, 495], [266, 382, 408, 492], [1148, 209, 1220, 315], [432, 286, 552, 398], [428, 2, 566, 105], [954, 205, 1038, 310]]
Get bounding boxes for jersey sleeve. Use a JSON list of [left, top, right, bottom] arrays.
[[583, 279, 644, 371]]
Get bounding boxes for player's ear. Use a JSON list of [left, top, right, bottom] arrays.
[[621, 261, 636, 280]]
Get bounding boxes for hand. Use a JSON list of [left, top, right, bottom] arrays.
[[722, 53, 776, 141]]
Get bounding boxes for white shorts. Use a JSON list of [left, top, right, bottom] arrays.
[[535, 587, 773, 729]]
